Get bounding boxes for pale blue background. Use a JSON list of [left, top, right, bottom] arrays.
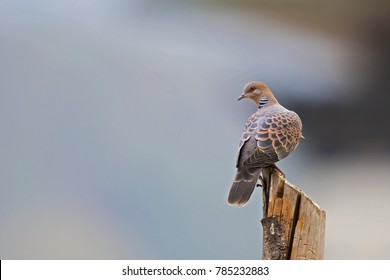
[[1, 0, 389, 259]]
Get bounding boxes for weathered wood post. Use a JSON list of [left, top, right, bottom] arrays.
[[261, 167, 326, 260]]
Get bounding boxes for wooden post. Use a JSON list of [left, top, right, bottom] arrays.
[[261, 167, 326, 260]]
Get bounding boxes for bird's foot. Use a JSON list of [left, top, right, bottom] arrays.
[[256, 174, 263, 187]]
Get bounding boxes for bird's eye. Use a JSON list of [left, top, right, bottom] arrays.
[[250, 86, 256, 91]]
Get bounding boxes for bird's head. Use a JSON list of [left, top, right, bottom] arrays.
[[237, 81, 277, 108]]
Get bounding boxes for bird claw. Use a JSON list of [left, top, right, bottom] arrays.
[[256, 174, 264, 188]]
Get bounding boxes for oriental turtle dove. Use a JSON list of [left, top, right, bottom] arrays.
[[228, 81, 303, 207]]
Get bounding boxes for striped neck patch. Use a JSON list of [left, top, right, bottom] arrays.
[[258, 97, 268, 108]]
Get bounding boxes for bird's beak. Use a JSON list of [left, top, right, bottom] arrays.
[[237, 93, 246, 101]]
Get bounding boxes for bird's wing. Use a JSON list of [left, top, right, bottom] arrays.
[[243, 111, 302, 168], [235, 113, 260, 167]]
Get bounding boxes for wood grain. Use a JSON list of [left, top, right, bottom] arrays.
[[261, 167, 326, 260]]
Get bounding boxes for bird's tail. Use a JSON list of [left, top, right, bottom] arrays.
[[228, 167, 261, 207]]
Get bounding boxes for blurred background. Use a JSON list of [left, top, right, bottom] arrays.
[[0, 0, 389, 259]]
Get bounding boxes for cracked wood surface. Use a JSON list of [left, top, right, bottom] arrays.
[[261, 167, 326, 260]]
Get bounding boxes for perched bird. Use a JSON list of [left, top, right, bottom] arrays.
[[228, 81, 303, 207]]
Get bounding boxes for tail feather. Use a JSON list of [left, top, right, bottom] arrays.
[[228, 167, 261, 207]]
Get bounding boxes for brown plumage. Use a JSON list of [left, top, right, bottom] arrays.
[[228, 81, 303, 207]]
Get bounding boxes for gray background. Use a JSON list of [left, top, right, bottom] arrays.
[[1, 0, 389, 259]]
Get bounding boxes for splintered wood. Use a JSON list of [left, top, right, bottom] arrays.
[[261, 167, 326, 260]]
